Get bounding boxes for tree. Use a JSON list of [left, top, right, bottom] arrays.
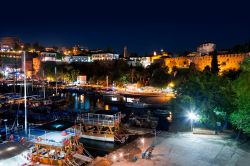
[[23, 43, 31, 51], [14, 43, 21, 50], [106, 47, 114, 53], [0, 72, 3, 80], [222, 69, 241, 81], [146, 61, 170, 88], [172, 66, 235, 128], [150, 67, 170, 87], [211, 51, 219, 75], [64, 69, 80, 82], [230, 57, 250, 135], [32, 42, 44, 51], [56, 53, 64, 60]]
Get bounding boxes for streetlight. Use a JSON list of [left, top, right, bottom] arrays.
[[141, 138, 145, 151], [168, 82, 175, 88], [119, 152, 123, 158], [187, 112, 198, 132], [113, 155, 117, 162], [4, 119, 7, 139]]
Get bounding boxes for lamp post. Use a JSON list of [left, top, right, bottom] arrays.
[[119, 152, 123, 158], [187, 112, 198, 132], [113, 155, 117, 162], [4, 119, 7, 139], [141, 138, 145, 151]]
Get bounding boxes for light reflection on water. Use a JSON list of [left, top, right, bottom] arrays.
[[65, 92, 120, 112], [69, 93, 92, 112]]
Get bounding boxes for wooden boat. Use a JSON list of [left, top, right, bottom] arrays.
[[27, 121, 93, 165], [76, 111, 127, 143], [49, 96, 66, 105]]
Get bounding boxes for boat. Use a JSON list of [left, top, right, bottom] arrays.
[[103, 94, 124, 105], [125, 99, 149, 108], [29, 97, 52, 108], [26, 120, 93, 165], [49, 96, 66, 105], [76, 111, 127, 143]]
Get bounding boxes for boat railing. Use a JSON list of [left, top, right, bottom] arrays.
[[82, 119, 115, 126], [78, 112, 121, 127]]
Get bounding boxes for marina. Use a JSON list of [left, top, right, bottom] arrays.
[[1, 3, 250, 165], [0, 84, 172, 165]]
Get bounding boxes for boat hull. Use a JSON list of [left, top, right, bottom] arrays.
[[80, 134, 114, 142]]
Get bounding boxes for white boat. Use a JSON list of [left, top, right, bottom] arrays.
[[125, 99, 149, 108]]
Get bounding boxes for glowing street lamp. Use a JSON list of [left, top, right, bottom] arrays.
[[113, 155, 117, 162], [119, 152, 123, 158], [141, 138, 145, 151], [187, 112, 198, 132], [168, 82, 175, 88]]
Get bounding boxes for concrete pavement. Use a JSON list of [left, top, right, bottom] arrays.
[[105, 132, 250, 166]]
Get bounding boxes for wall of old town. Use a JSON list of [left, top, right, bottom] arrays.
[[164, 53, 250, 72]]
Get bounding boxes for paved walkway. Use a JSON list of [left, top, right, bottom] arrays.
[[106, 132, 250, 166], [0, 142, 28, 160]]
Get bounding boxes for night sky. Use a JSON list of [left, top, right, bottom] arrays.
[[0, 0, 250, 54]]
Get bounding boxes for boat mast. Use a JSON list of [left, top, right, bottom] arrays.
[[106, 75, 108, 89], [43, 70, 45, 99], [55, 66, 57, 95], [24, 51, 28, 135]]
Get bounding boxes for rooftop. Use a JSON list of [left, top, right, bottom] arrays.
[[30, 131, 73, 147]]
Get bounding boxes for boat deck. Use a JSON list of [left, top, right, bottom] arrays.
[[78, 111, 121, 127]]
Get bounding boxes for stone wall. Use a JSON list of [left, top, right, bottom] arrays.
[[164, 53, 250, 72]]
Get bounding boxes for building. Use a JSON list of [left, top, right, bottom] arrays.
[[45, 47, 56, 52], [197, 42, 216, 55], [187, 52, 199, 57], [127, 51, 170, 68], [21, 53, 35, 78], [0, 51, 22, 78], [164, 52, 250, 73], [92, 53, 119, 61], [33, 57, 41, 78], [0, 37, 22, 51], [127, 56, 152, 68], [123, 46, 128, 58], [77, 75, 87, 85], [40, 51, 57, 62], [66, 54, 92, 63]]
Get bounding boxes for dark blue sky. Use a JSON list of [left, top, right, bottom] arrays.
[[0, 0, 250, 54]]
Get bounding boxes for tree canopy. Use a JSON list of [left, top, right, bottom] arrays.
[[172, 66, 235, 128], [230, 57, 250, 135]]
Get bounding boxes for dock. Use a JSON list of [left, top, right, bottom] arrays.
[[127, 127, 154, 135]]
